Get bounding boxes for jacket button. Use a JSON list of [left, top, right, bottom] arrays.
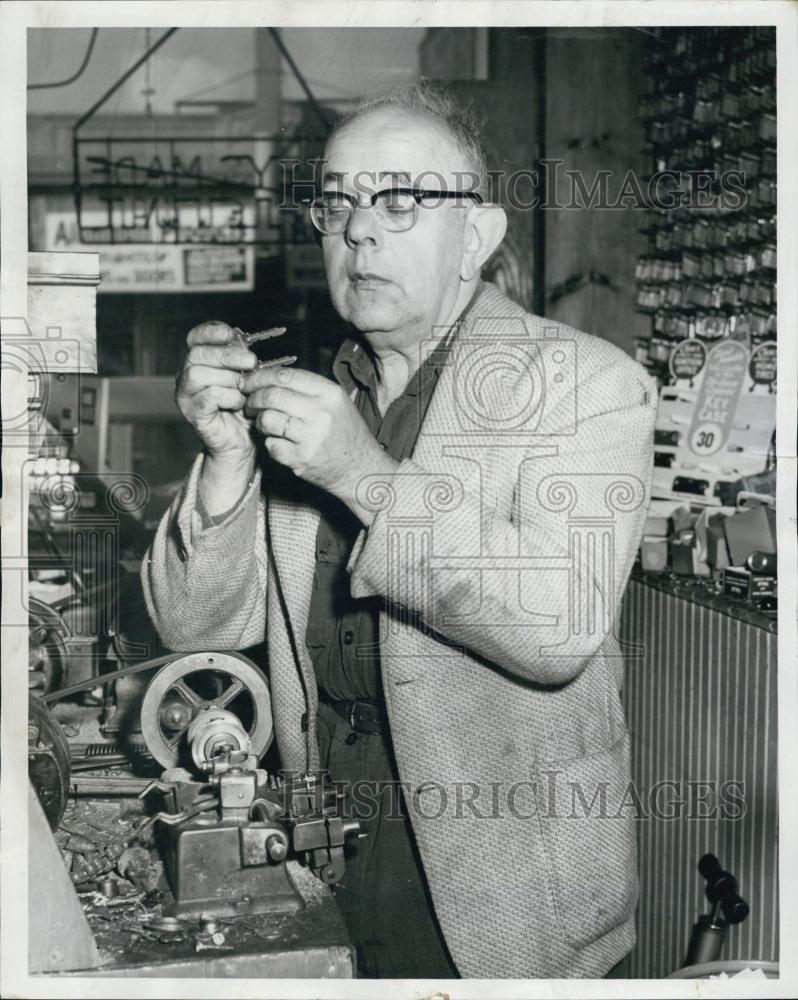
[[300, 712, 308, 732], [344, 630, 354, 645]]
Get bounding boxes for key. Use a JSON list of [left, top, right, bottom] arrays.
[[255, 354, 298, 370], [230, 326, 296, 371], [231, 326, 286, 349]]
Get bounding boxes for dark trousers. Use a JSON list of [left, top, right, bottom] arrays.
[[316, 701, 459, 979]]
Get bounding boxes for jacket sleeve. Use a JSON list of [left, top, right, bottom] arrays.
[[140, 453, 268, 651], [347, 358, 657, 686]]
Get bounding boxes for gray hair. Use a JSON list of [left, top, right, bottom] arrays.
[[329, 79, 489, 197]]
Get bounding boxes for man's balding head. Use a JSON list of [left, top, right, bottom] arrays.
[[327, 80, 488, 198]]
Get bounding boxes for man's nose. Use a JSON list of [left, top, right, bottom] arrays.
[[344, 203, 381, 248]]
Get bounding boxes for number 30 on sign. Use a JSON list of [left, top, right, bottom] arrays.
[[689, 422, 723, 455]]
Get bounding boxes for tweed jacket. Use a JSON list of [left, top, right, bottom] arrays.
[[142, 283, 658, 978]]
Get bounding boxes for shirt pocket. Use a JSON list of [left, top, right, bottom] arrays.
[[534, 732, 639, 949]]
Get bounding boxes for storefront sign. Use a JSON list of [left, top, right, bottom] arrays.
[[73, 134, 321, 246], [45, 212, 254, 293]]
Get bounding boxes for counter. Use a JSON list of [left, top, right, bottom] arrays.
[[621, 569, 778, 977]]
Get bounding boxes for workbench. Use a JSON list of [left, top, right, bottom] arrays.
[[30, 703, 354, 979], [55, 860, 354, 979]]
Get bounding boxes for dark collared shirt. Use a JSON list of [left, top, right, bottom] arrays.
[[304, 336, 443, 702], [305, 285, 485, 703]]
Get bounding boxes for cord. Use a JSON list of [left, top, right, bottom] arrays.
[[28, 29, 99, 90]]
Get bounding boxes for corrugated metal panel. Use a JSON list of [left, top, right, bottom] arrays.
[[620, 578, 778, 978]]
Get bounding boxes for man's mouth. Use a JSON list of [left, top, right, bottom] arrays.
[[349, 271, 391, 288]]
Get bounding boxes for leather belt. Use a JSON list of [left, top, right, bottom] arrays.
[[327, 697, 389, 738]]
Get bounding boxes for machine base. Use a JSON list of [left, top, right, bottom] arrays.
[[164, 821, 305, 919]]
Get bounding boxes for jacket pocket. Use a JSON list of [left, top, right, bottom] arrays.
[[535, 732, 639, 949]]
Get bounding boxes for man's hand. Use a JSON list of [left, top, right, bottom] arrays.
[[176, 321, 258, 517], [241, 366, 398, 525], [176, 321, 258, 460]]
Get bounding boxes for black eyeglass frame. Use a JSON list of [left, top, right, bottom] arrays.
[[303, 186, 485, 235]]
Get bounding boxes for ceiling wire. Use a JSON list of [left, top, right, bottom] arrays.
[[142, 27, 155, 115], [177, 66, 358, 106], [74, 27, 179, 131], [266, 28, 332, 132], [28, 28, 99, 90]]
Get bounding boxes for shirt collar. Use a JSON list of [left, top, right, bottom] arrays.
[[332, 281, 488, 397], [333, 338, 373, 395]]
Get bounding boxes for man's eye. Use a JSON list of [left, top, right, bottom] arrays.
[[323, 200, 350, 215], [379, 192, 416, 214]]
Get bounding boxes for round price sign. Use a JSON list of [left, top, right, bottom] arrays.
[[669, 340, 706, 381], [749, 342, 776, 387], [689, 422, 724, 456]]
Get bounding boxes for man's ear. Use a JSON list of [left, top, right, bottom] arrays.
[[460, 204, 508, 281]]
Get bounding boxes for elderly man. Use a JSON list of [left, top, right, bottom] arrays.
[[143, 83, 657, 979]]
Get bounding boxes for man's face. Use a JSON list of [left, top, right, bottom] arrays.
[[319, 108, 474, 349]]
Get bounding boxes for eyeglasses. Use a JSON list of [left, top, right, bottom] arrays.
[[306, 186, 484, 235]]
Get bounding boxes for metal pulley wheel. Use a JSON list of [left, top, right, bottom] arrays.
[[140, 652, 273, 769], [28, 599, 69, 695], [28, 694, 71, 829]]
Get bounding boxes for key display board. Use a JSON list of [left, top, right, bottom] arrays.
[[636, 28, 776, 505]]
